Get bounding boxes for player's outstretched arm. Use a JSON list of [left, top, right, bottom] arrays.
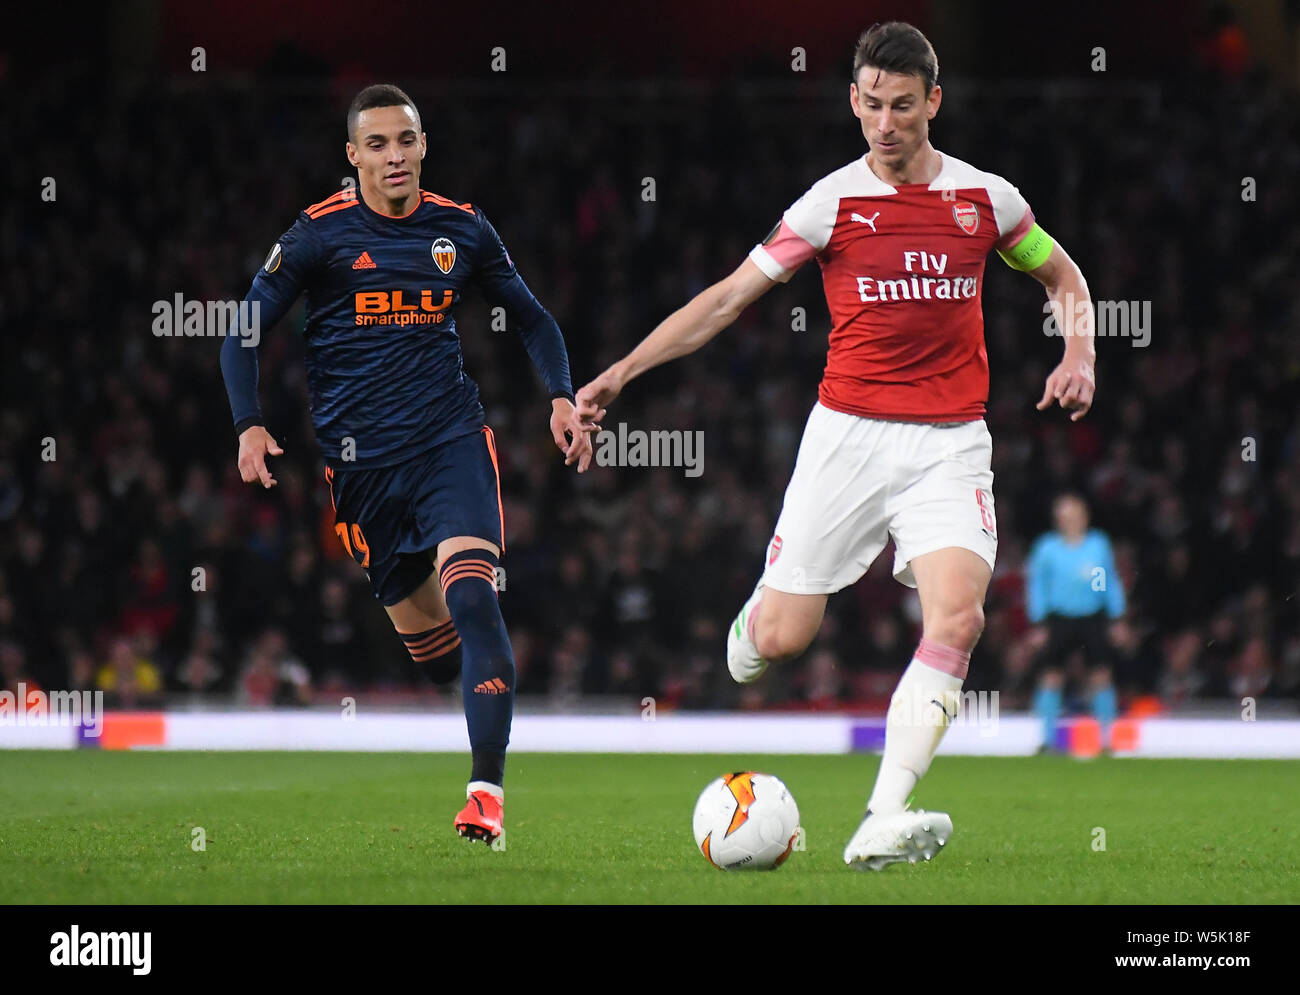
[[575, 258, 775, 430], [220, 319, 286, 490], [1027, 242, 1096, 422], [221, 220, 321, 487]]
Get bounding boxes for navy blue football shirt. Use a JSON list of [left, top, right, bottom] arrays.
[[221, 188, 573, 469]]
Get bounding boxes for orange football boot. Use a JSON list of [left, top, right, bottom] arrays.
[[454, 788, 503, 844]]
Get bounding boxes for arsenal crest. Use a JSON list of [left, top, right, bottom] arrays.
[[431, 237, 457, 274], [952, 202, 980, 235]]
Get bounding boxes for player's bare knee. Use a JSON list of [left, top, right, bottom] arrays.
[[929, 604, 984, 653], [754, 629, 808, 662], [751, 589, 825, 661], [955, 603, 985, 648], [754, 614, 817, 662], [385, 593, 446, 634]]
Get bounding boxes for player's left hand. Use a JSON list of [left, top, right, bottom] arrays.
[[1036, 356, 1095, 421], [551, 398, 594, 473]]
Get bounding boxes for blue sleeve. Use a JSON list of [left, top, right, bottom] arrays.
[[1099, 535, 1126, 618], [220, 217, 322, 435], [471, 209, 573, 401], [1025, 537, 1049, 624]]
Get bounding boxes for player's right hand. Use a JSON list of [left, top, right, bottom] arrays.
[[574, 368, 620, 431], [237, 425, 284, 489]]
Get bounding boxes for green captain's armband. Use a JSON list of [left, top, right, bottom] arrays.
[[997, 223, 1055, 272]]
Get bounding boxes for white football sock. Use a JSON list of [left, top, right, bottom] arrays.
[[866, 640, 969, 816], [467, 780, 503, 800]]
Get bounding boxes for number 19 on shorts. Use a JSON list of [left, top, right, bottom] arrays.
[[334, 522, 371, 567]]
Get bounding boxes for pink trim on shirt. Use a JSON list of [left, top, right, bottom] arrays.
[[762, 219, 818, 271], [996, 207, 1036, 252]]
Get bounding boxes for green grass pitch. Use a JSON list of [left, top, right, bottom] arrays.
[[2, 751, 1296, 904]]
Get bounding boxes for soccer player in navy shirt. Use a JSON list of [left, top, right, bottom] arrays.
[[220, 84, 592, 843]]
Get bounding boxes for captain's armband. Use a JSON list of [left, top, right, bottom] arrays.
[[997, 223, 1055, 272]]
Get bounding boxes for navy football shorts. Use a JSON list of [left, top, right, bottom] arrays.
[[324, 426, 504, 606]]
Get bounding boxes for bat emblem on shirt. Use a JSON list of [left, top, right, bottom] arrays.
[[431, 237, 457, 274]]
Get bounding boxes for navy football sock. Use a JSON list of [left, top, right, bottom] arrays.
[[398, 620, 462, 684], [440, 548, 513, 786]]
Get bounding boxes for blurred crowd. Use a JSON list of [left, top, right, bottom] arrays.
[[2, 53, 1297, 714]]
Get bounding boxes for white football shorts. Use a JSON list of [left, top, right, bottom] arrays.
[[760, 403, 997, 594]]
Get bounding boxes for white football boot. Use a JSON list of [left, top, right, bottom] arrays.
[[843, 808, 953, 870], [726, 581, 769, 684]]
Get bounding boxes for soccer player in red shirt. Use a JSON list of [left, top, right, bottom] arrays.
[[574, 22, 1096, 869]]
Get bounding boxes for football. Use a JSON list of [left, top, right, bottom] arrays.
[[692, 771, 801, 870]]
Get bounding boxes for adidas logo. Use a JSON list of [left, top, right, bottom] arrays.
[[352, 251, 377, 270], [473, 678, 510, 695]]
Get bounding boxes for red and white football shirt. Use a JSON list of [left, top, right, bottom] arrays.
[[748, 151, 1034, 422]]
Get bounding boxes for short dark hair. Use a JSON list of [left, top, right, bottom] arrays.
[[852, 22, 939, 95], [347, 83, 421, 141]]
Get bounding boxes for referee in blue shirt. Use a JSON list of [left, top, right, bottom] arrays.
[[1025, 492, 1124, 750]]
